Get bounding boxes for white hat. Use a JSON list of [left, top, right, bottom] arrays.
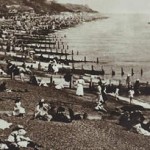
[[143, 119, 149, 124], [40, 98, 45, 102], [17, 125, 24, 129]]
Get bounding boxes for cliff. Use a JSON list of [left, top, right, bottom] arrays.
[[0, 0, 97, 14]]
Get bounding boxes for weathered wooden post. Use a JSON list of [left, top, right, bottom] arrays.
[[65, 54, 68, 60], [121, 67, 124, 76], [141, 68, 143, 76], [50, 76, 53, 84], [101, 66, 105, 76], [97, 57, 99, 64], [69, 75, 73, 89], [91, 65, 94, 71], [84, 56, 86, 63], [38, 61, 41, 71], [131, 68, 134, 76], [112, 69, 115, 76], [72, 55, 74, 61], [58, 42, 60, 49], [56, 48, 58, 53], [72, 50, 74, 55]]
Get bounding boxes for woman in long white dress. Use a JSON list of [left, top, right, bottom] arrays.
[[76, 76, 85, 96]]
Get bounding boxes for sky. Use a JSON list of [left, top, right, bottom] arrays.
[[56, 0, 150, 14]]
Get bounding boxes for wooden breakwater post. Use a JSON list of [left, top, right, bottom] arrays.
[[111, 69, 116, 77], [72, 50, 74, 55], [131, 68, 134, 76], [50, 76, 53, 85], [72, 55, 74, 61], [121, 67, 124, 76], [38, 62, 41, 71], [97, 57, 99, 64], [72, 63, 75, 70], [59, 55, 62, 60], [101, 66, 105, 76], [91, 65, 94, 71], [56, 48, 58, 53], [65, 54, 68, 60], [69, 75, 73, 89], [141, 68, 143, 76], [89, 76, 92, 89], [84, 56, 87, 63]]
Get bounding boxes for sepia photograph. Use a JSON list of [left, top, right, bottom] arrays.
[[0, 0, 150, 149]]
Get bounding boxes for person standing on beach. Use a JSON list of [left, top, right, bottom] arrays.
[[115, 87, 119, 101], [128, 87, 134, 104], [101, 83, 108, 103], [126, 74, 131, 89], [96, 82, 104, 103], [76, 76, 85, 96]]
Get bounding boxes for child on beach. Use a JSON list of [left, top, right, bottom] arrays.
[[96, 82, 104, 103], [115, 87, 119, 101], [128, 87, 135, 104]]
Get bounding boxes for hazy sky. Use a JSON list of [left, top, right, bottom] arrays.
[[57, 0, 150, 14]]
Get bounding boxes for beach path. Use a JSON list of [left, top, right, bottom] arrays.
[[107, 93, 150, 110]]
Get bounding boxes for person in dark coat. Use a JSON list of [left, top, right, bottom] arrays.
[[134, 79, 140, 95], [52, 106, 71, 123], [0, 81, 7, 92], [29, 74, 38, 85]]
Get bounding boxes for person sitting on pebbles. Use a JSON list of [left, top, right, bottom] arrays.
[[13, 97, 25, 117], [51, 106, 71, 123], [6, 125, 42, 149], [133, 119, 150, 136], [34, 99, 52, 121]]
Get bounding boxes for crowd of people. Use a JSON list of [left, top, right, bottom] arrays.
[[0, 72, 149, 150]]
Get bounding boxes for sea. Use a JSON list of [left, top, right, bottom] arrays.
[[54, 13, 150, 103]]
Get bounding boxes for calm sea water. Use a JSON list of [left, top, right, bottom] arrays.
[[56, 14, 150, 82], [55, 14, 150, 103]]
